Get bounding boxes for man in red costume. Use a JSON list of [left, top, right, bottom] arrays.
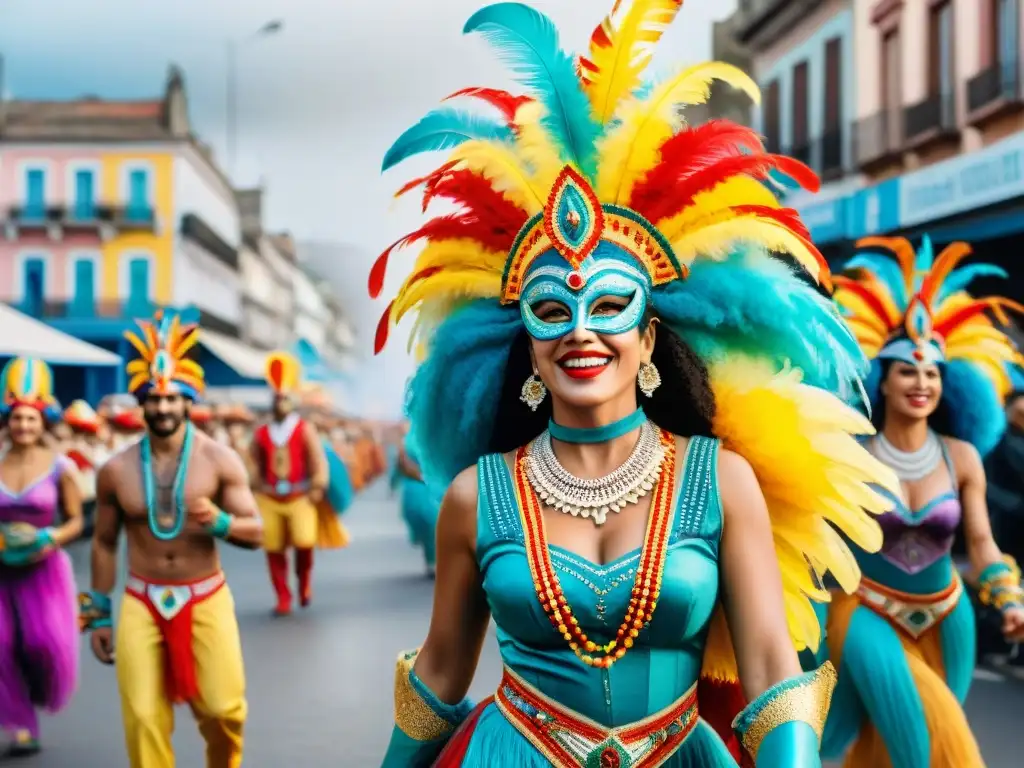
[[250, 352, 330, 616]]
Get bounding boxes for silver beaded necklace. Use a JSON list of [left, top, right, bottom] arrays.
[[524, 419, 665, 526], [874, 429, 943, 482]]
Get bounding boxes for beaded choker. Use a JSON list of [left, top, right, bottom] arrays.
[[874, 430, 942, 482], [547, 408, 646, 444], [513, 429, 678, 669], [141, 422, 194, 541]]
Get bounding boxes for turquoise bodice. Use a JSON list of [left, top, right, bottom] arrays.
[[475, 436, 722, 727]]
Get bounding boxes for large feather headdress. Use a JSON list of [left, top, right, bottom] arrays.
[[124, 310, 205, 401], [370, 0, 825, 353], [835, 235, 1024, 398]]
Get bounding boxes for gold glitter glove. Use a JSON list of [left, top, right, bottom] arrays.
[[732, 662, 836, 766]]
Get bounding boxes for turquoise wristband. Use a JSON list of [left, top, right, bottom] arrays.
[[754, 720, 822, 767], [206, 509, 232, 539], [78, 590, 113, 633]]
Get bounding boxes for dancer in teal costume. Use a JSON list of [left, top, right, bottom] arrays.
[[369, 2, 901, 766], [816, 235, 1024, 767], [397, 433, 441, 575], [323, 437, 355, 515]]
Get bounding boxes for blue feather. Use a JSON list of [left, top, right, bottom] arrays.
[[912, 235, 934, 292], [936, 264, 1008, 304], [845, 253, 908, 309], [464, 3, 601, 179], [382, 108, 514, 171]]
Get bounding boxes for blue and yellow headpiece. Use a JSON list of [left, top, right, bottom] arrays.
[[0, 357, 61, 421], [368, 0, 824, 354], [124, 311, 205, 402]]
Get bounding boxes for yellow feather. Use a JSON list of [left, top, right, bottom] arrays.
[[393, 270, 502, 323], [408, 239, 506, 277], [123, 330, 152, 360], [126, 360, 149, 375], [709, 356, 891, 652], [583, 0, 685, 123], [512, 101, 566, 193], [833, 293, 892, 336], [448, 140, 545, 215], [127, 374, 148, 393], [596, 62, 759, 204], [174, 328, 200, 358], [656, 176, 780, 237], [671, 218, 823, 281]]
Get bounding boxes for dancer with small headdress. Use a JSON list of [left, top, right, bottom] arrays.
[[0, 357, 83, 756]]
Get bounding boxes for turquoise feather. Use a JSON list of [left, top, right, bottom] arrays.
[[912, 235, 934, 292], [381, 108, 513, 172], [464, 2, 601, 179], [845, 253, 908, 308], [936, 264, 1008, 304]]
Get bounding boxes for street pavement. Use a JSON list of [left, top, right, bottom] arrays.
[[6, 480, 1023, 766]]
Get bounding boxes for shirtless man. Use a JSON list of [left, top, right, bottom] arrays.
[[78, 313, 263, 768]]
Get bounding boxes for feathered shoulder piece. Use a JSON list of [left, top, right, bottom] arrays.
[[124, 310, 205, 401], [834, 235, 1024, 398], [0, 357, 61, 420], [370, 0, 824, 354]]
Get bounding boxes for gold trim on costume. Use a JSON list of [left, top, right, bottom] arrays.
[[393, 649, 454, 742], [857, 574, 963, 638], [733, 662, 836, 760]]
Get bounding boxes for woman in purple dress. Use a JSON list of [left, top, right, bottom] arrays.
[[0, 357, 83, 756]]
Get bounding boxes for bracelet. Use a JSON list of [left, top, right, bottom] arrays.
[[978, 556, 1024, 613], [206, 509, 233, 539], [78, 590, 113, 633]]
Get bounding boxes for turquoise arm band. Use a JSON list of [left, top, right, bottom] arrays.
[[206, 509, 233, 539], [978, 556, 1024, 613], [381, 649, 475, 768], [733, 663, 836, 767], [78, 590, 113, 632]]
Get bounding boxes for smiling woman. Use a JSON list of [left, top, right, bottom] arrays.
[[371, 2, 899, 767]]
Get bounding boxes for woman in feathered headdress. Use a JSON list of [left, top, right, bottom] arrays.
[[374, 2, 898, 766], [820, 235, 1024, 767], [0, 358, 83, 756]]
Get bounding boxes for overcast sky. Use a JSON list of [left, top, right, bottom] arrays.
[[0, 0, 736, 416]]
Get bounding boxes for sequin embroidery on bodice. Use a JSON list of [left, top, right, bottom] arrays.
[[475, 436, 722, 728], [0, 460, 61, 527]]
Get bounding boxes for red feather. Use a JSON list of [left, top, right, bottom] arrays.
[[833, 275, 899, 329], [442, 87, 532, 124], [394, 161, 458, 200], [628, 120, 764, 216], [731, 205, 811, 242], [772, 156, 820, 193], [268, 359, 284, 390], [635, 154, 810, 224], [697, 677, 749, 765], [373, 302, 394, 355], [423, 170, 529, 235], [932, 300, 998, 340]]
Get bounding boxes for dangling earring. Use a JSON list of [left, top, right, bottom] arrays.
[[637, 361, 661, 398], [520, 372, 547, 411]]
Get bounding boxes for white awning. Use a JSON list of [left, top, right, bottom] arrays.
[[0, 304, 121, 365], [200, 330, 267, 380]]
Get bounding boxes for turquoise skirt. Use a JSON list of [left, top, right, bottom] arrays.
[[401, 478, 441, 565]]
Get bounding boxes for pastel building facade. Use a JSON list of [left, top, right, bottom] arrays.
[[0, 67, 261, 401]]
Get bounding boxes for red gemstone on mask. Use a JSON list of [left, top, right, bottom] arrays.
[[599, 747, 621, 768], [566, 271, 584, 290], [912, 349, 924, 361]]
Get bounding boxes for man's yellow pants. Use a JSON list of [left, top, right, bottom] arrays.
[[257, 494, 318, 552], [115, 580, 246, 768]]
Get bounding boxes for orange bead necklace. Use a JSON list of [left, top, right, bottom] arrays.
[[512, 429, 678, 668]]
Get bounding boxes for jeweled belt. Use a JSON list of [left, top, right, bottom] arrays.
[[125, 571, 226, 621], [494, 666, 698, 768], [856, 573, 962, 639]]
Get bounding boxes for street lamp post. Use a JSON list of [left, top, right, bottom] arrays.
[[226, 19, 284, 180]]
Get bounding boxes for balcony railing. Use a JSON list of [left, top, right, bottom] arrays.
[[34, 298, 157, 320], [967, 61, 1022, 119], [3, 203, 156, 239], [904, 93, 957, 145], [854, 110, 903, 168], [181, 213, 239, 270]]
